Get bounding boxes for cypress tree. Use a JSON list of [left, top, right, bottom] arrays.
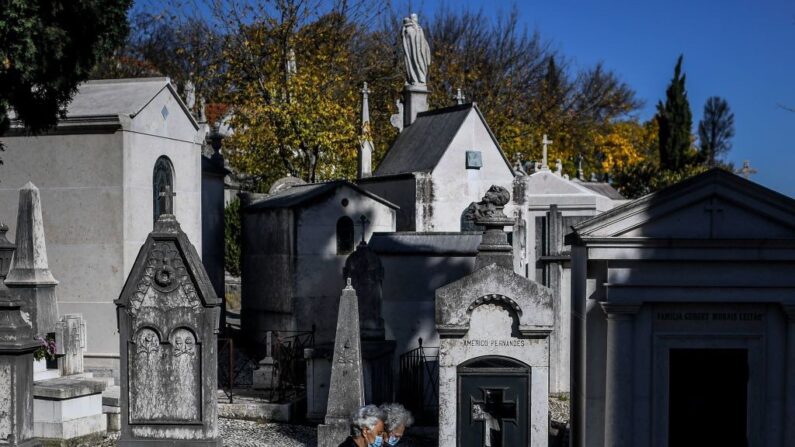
[[656, 55, 693, 171]]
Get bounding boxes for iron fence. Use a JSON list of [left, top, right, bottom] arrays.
[[398, 338, 439, 425]]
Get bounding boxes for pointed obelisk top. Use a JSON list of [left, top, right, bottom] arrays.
[[6, 182, 57, 285]]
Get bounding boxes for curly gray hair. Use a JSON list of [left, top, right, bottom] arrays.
[[350, 404, 386, 437], [379, 403, 414, 432]]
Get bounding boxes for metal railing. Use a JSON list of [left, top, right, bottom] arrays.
[[217, 327, 315, 404], [398, 338, 439, 425]]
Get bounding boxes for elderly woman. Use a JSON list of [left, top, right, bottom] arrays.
[[379, 403, 414, 446], [338, 404, 387, 447]]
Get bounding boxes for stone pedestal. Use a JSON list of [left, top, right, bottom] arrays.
[[33, 376, 107, 443], [5, 182, 59, 337], [402, 84, 429, 128], [0, 223, 42, 446]]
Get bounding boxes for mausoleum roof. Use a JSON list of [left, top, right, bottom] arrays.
[[369, 232, 482, 255], [578, 182, 625, 200], [567, 168, 795, 243], [373, 103, 512, 177], [12, 77, 199, 131], [245, 180, 399, 211]]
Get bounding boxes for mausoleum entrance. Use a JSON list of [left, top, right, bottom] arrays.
[[669, 348, 748, 447], [457, 356, 528, 447]]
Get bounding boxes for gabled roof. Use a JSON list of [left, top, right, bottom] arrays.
[[373, 103, 513, 177], [245, 180, 399, 212], [578, 182, 625, 200], [567, 168, 795, 243], [22, 78, 199, 131]]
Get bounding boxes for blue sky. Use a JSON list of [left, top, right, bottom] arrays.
[[404, 0, 795, 195]]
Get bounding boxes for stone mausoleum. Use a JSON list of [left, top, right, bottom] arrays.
[[568, 169, 795, 447]]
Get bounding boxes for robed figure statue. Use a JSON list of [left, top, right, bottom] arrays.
[[401, 14, 431, 85]]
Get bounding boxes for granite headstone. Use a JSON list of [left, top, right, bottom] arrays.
[[115, 193, 221, 446]]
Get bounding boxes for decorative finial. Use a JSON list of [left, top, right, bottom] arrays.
[[453, 88, 466, 105], [541, 134, 553, 170], [286, 48, 297, 76], [555, 159, 563, 176], [576, 154, 585, 180], [345, 277, 352, 288], [590, 172, 598, 182]]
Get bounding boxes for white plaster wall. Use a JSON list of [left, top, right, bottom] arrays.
[[293, 186, 396, 342], [0, 132, 125, 357], [426, 110, 514, 231]]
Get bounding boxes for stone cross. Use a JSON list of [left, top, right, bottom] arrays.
[[358, 215, 369, 243], [737, 160, 757, 179], [541, 134, 553, 169], [159, 184, 175, 215], [453, 88, 466, 105], [55, 314, 87, 376]]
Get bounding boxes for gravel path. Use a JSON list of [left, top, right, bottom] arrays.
[[90, 419, 437, 446]]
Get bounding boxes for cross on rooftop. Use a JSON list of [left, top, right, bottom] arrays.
[[541, 134, 553, 169], [359, 215, 369, 243], [159, 184, 175, 215], [453, 88, 466, 105], [738, 160, 758, 179]]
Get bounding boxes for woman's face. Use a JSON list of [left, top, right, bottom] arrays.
[[362, 419, 385, 445], [383, 424, 406, 445]]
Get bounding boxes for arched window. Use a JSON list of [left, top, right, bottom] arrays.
[[336, 216, 355, 255], [153, 156, 174, 222]]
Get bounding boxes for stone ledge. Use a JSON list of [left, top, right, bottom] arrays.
[[34, 413, 106, 440], [102, 385, 120, 407], [34, 377, 107, 400]]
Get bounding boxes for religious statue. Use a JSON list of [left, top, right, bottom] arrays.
[[465, 185, 511, 223], [401, 13, 431, 85]]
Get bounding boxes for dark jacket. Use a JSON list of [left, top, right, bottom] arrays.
[[337, 437, 357, 447]]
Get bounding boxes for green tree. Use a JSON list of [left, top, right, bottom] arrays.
[[656, 55, 693, 170], [698, 96, 734, 167], [0, 0, 132, 144], [224, 197, 241, 277]]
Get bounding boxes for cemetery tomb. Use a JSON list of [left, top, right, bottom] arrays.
[[115, 195, 221, 446], [435, 186, 554, 447], [568, 169, 795, 447]]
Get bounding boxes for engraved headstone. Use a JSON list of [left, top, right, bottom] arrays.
[[0, 223, 40, 446], [54, 314, 86, 376], [5, 182, 59, 337], [115, 205, 221, 446], [435, 186, 554, 447], [316, 279, 365, 447]]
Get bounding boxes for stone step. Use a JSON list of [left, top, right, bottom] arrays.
[[102, 385, 120, 408]]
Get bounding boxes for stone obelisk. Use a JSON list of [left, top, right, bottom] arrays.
[[6, 182, 59, 337], [317, 279, 365, 447]]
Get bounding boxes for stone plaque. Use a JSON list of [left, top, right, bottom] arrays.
[[116, 211, 220, 446]]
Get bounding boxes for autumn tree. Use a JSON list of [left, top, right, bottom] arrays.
[[656, 55, 693, 170], [698, 96, 734, 167], [1, 0, 132, 148]]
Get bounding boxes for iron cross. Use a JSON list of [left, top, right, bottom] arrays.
[[159, 184, 176, 215], [471, 388, 517, 447]]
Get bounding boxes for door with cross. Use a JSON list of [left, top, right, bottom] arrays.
[[458, 358, 529, 447]]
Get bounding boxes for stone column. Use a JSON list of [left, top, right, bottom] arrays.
[[601, 302, 640, 447], [402, 84, 429, 128], [5, 182, 59, 337], [0, 223, 41, 446], [783, 305, 795, 446]]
